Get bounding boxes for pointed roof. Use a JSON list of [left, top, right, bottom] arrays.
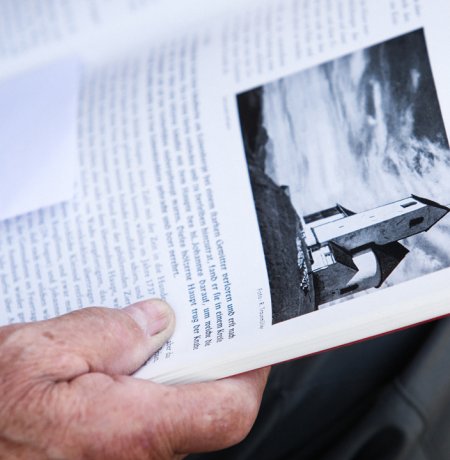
[[411, 194, 450, 231], [372, 242, 409, 287], [328, 242, 358, 273], [411, 194, 450, 212], [336, 203, 355, 217], [304, 204, 355, 224]]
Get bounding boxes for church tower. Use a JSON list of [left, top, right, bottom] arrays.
[[303, 196, 449, 307]]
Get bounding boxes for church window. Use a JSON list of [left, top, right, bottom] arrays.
[[340, 284, 359, 295], [409, 217, 424, 228]]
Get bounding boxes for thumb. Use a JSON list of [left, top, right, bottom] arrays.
[[1, 299, 175, 380]]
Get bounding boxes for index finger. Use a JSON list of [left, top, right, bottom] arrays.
[[65, 367, 270, 458], [165, 367, 270, 454]]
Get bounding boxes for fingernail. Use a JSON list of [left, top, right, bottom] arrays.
[[123, 299, 173, 337]]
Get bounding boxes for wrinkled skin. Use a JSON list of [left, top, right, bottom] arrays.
[[0, 300, 269, 459]]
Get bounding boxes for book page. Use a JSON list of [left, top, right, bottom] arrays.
[[228, 0, 450, 313], [142, 0, 450, 382], [0, 26, 271, 378], [163, 0, 450, 382], [0, 0, 265, 79]]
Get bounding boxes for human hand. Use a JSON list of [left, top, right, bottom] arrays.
[[0, 300, 269, 459]]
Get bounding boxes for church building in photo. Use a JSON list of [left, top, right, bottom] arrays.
[[302, 196, 449, 307]]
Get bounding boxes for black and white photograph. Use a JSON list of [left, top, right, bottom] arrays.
[[237, 29, 450, 324]]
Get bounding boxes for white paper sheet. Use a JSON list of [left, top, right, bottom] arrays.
[[0, 58, 80, 221]]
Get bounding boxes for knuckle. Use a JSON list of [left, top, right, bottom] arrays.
[[1, 324, 34, 350], [174, 386, 260, 451], [0, 324, 84, 379], [0, 324, 22, 344], [0, 326, 39, 375], [218, 393, 259, 446]]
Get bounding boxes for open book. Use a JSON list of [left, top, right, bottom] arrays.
[[1, 0, 449, 384]]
